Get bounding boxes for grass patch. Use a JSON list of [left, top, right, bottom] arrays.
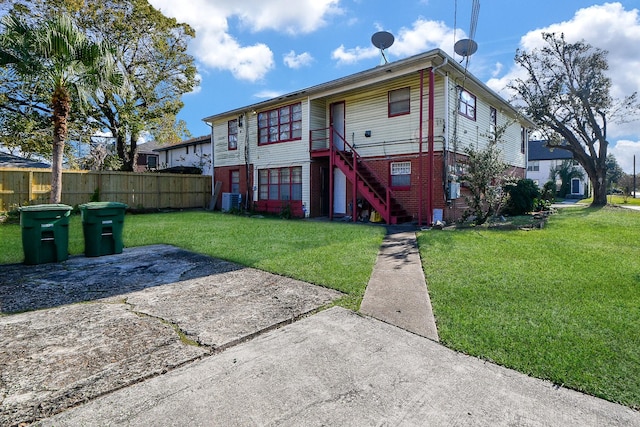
[[0, 210, 384, 309], [417, 205, 640, 409], [580, 195, 640, 206]]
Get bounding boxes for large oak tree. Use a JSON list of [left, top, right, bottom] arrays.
[[509, 33, 640, 205]]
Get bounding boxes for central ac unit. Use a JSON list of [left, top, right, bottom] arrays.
[[221, 192, 241, 212]]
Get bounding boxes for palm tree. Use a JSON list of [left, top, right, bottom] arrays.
[[0, 13, 122, 203]]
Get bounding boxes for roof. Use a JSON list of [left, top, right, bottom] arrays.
[[528, 140, 573, 161], [136, 140, 164, 154], [0, 152, 50, 168], [202, 48, 536, 128], [153, 135, 211, 152]]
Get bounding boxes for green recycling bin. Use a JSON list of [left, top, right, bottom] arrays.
[[19, 204, 73, 265], [79, 202, 128, 257]]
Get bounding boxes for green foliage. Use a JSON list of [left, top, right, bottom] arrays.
[[549, 159, 584, 198], [503, 179, 540, 215], [460, 122, 513, 225], [509, 33, 640, 206], [0, 0, 198, 171], [606, 153, 624, 187], [0, 11, 122, 202], [418, 206, 640, 408], [541, 180, 556, 200]]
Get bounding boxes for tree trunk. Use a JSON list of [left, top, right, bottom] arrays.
[[50, 86, 71, 204], [591, 166, 608, 206]]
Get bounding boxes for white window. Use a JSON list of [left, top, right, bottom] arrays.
[[527, 161, 539, 172], [390, 161, 411, 188]]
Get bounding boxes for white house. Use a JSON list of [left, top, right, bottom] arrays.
[[154, 135, 212, 175], [527, 140, 588, 198], [204, 49, 535, 224]]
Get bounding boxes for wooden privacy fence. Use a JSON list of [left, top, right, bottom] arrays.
[[0, 168, 212, 211]]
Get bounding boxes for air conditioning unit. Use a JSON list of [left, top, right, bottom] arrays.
[[221, 192, 241, 212]]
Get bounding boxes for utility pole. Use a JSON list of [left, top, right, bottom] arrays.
[[634, 155, 637, 199]]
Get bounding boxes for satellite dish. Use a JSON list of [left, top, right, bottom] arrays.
[[371, 31, 395, 64], [454, 38, 478, 57]]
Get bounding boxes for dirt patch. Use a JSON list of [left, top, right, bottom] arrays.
[[0, 245, 341, 426]]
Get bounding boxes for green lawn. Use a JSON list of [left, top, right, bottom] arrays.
[[417, 206, 640, 409], [580, 195, 640, 206], [0, 211, 385, 310]]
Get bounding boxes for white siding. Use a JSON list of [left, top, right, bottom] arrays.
[[445, 83, 526, 168], [162, 143, 212, 175], [320, 74, 447, 159]]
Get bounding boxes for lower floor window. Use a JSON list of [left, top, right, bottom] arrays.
[[258, 166, 302, 201], [390, 161, 411, 188]]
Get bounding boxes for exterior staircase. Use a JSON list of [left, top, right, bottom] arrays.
[[332, 146, 411, 225]]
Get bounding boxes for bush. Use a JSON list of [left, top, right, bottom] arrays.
[[503, 179, 540, 215]]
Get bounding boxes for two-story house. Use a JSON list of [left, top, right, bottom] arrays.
[[204, 49, 534, 224], [527, 140, 587, 198], [154, 135, 212, 175]]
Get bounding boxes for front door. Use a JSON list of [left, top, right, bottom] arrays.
[[330, 102, 346, 215]]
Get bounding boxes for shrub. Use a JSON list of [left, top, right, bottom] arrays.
[[503, 179, 540, 215]]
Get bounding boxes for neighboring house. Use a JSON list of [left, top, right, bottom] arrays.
[[134, 141, 161, 172], [527, 140, 588, 198], [0, 152, 50, 168], [154, 135, 212, 175], [204, 49, 534, 224]]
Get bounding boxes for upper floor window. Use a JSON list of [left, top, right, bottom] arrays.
[[459, 88, 476, 120], [388, 87, 411, 117], [390, 161, 411, 188], [489, 106, 497, 135], [521, 126, 526, 153], [228, 119, 238, 150], [527, 161, 539, 172], [258, 103, 302, 145]]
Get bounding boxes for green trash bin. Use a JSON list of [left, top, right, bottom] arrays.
[[19, 204, 73, 265], [79, 202, 128, 257]]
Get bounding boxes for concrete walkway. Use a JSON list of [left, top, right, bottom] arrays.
[[41, 307, 639, 426], [360, 226, 439, 341]]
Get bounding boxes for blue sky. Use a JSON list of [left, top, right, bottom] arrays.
[[147, 0, 640, 172]]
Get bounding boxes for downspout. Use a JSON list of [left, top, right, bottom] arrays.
[[428, 58, 448, 225], [418, 69, 425, 226], [244, 112, 251, 210], [207, 121, 214, 209], [427, 68, 435, 226]]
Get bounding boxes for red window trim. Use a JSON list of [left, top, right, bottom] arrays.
[[458, 88, 476, 121], [388, 87, 411, 118], [257, 103, 302, 146], [389, 161, 411, 190], [258, 166, 303, 201], [228, 119, 238, 151]]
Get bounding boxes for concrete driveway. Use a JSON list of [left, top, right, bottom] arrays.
[[0, 245, 341, 426], [2, 244, 638, 426]]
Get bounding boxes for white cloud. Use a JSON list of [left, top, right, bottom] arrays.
[[609, 140, 640, 173], [332, 44, 379, 65], [393, 18, 461, 57], [486, 1, 640, 155], [331, 18, 462, 65], [283, 51, 314, 69], [148, 0, 340, 81], [488, 3, 640, 101], [491, 62, 503, 78]]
